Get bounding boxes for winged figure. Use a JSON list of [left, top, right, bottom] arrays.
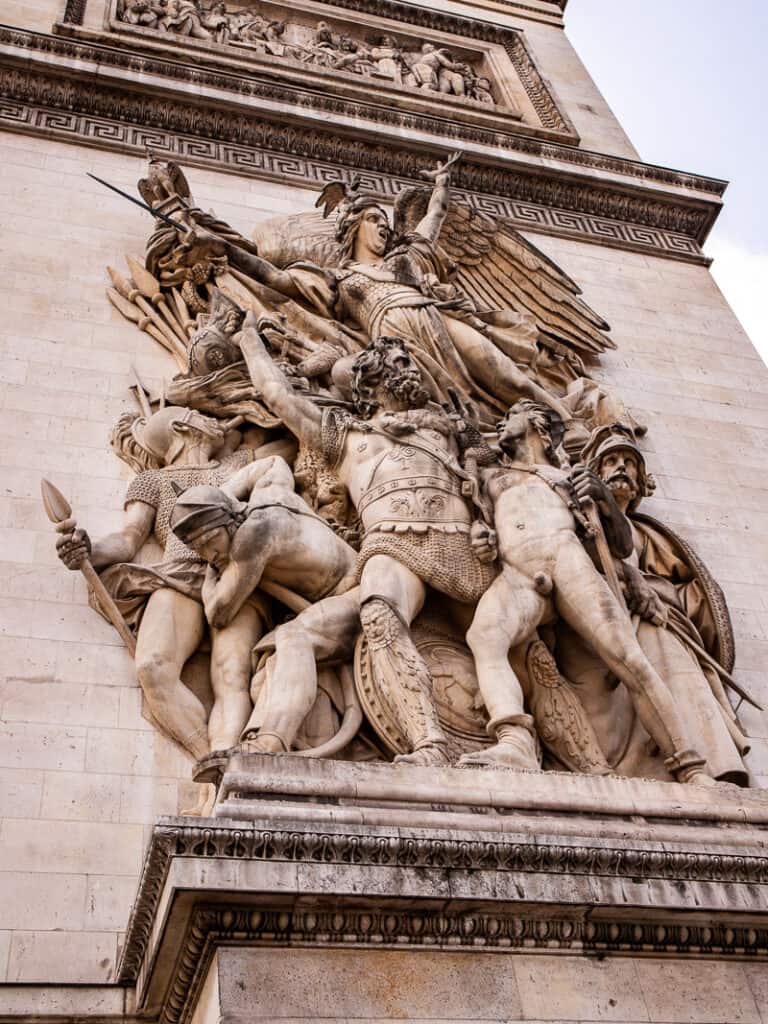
[[175, 153, 630, 435]]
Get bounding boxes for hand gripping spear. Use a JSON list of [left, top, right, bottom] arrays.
[[576, 472, 762, 713], [41, 479, 136, 657]]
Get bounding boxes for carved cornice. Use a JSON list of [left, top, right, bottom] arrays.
[[0, 29, 723, 262], [0, 28, 725, 201], [119, 818, 768, 987], [161, 903, 768, 1024]]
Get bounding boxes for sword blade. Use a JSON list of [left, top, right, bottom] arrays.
[[86, 172, 188, 231]]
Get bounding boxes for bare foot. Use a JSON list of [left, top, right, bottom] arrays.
[[394, 743, 450, 767], [179, 782, 216, 816]]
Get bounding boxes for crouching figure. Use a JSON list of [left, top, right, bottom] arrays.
[[170, 455, 360, 756]]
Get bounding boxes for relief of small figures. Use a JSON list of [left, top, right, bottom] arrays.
[[115, 1, 498, 105], [51, 149, 756, 795]]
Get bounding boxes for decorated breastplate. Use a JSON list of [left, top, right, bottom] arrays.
[[358, 442, 471, 534]]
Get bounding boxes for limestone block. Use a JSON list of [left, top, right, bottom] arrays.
[[0, 931, 10, 984], [117, 688, 154, 732], [0, 768, 43, 819], [6, 931, 117, 984], [1, 682, 120, 729], [634, 960, 761, 1023], [0, 984, 125, 1017], [119, 775, 179, 824], [54, 639, 134, 687], [84, 728, 159, 777], [217, 947, 524, 1020], [0, 873, 87, 932], [744, 965, 768, 1024], [85, 876, 141, 932], [0, 722, 86, 773], [512, 955, 647, 1021], [0, 820, 144, 876], [40, 770, 123, 823]]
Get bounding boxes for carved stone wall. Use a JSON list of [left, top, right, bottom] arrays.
[[1, 0, 768, 1017], [1, 135, 767, 995]]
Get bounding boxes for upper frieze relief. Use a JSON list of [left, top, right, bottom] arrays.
[[109, 0, 563, 133]]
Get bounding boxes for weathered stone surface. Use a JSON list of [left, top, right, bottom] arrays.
[[0, 0, 767, 1015]]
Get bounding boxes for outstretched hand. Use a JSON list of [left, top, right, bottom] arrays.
[[420, 150, 463, 187]]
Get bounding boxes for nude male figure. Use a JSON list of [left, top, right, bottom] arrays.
[[462, 401, 714, 784], [169, 455, 360, 754], [241, 318, 496, 765]]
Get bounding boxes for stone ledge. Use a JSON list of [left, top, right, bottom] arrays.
[[0, 27, 726, 265], [116, 758, 768, 1020], [214, 752, 768, 826]]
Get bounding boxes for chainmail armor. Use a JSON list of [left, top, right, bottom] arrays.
[[356, 527, 497, 605], [125, 449, 254, 563]]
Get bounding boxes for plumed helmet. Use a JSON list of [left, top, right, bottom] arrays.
[[131, 407, 224, 467]]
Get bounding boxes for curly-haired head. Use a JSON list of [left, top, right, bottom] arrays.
[[497, 399, 566, 466], [351, 336, 428, 418]]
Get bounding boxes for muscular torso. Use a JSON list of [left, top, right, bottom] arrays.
[[485, 464, 577, 568], [233, 484, 356, 602]]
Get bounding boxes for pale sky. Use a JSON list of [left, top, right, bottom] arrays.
[[566, 0, 768, 361]]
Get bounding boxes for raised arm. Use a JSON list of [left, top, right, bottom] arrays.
[[414, 151, 462, 243], [175, 227, 304, 302], [238, 312, 324, 450]]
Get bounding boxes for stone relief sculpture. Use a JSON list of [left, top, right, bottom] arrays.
[[114, 1, 499, 107], [459, 401, 713, 785], [49, 150, 759, 797]]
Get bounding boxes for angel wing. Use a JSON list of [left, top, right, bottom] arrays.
[[314, 176, 362, 218], [393, 187, 613, 357], [251, 209, 341, 268]]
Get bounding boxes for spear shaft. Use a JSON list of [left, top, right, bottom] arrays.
[[87, 172, 188, 231]]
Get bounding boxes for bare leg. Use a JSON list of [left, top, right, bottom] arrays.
[[209, 602, 265, 752], [244, 590, 360, 752], [359, 555, 448, 766], [553, 541, 713, 785], [134, 588, 208, 760], [444, 317, 573, 424], [461, 567, 543, 769]]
